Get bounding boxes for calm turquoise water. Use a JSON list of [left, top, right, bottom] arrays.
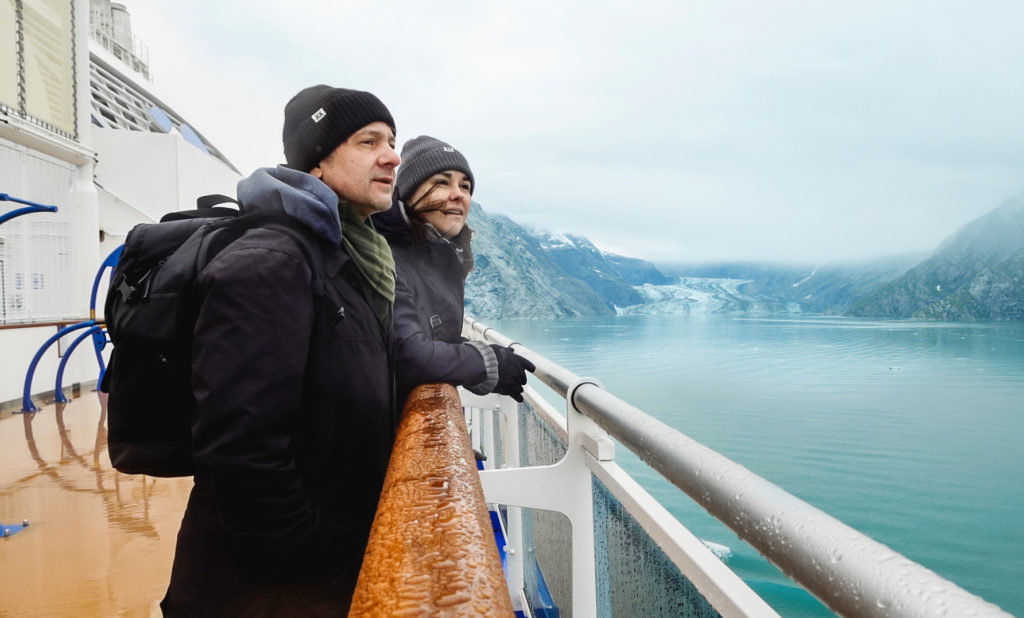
[[488, 314, 1024, 616]]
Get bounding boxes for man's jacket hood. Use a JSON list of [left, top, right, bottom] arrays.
[[236, 165, 343, 245]]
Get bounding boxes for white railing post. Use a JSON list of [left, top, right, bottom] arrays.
[[496, 395, 526, 605], [476, 378, 614, 618], [470, 406, 482, 453], [459, 389, 532, 610]]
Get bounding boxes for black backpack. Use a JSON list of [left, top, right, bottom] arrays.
[[101, 195, 323, 477]]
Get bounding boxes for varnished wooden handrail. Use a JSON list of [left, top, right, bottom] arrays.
[[349, 383, 514, 617], [0, 319, 101, 331]]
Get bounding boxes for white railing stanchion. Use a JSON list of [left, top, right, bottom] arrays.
[[476, 381, 605, 618]]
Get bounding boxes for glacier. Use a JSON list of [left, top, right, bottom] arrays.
[[616, 278, 803, 316]]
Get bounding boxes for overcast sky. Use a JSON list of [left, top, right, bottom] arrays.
[[126, 1, 1024, 264]]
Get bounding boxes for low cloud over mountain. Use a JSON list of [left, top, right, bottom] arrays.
[[464, 195, 1024, 322]]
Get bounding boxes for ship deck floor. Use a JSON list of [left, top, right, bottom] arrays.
[[0, 391, 192, 617]]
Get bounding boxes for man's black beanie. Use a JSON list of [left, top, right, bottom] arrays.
[[396, 135, 475, 204], [282, 85, 396, 172]]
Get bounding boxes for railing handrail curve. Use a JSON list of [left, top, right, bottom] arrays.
[[349, 382, 514, 616], [465, 317, 1011, 618]]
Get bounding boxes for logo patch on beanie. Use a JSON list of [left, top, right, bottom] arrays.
[[311, 108, 326, 123], [443, 146, 454, 152]]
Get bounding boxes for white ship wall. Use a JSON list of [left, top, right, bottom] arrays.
[[93, 129, 242, 234], [3, 139, 239, 407], [3, 130, 240, 406], [2, 0, 94, 408], [2, 0, 241, 407]]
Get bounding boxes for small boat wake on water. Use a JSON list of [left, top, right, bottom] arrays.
[[701, 539, 733, 561]]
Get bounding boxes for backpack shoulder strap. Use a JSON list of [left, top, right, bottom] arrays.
[[196, 194, 240, 210], [161, 194, 243, 222]]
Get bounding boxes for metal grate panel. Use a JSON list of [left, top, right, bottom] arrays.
[[0, 140, 79, 323]]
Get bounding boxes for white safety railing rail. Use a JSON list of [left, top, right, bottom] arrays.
[[464, 317, 1011, 618]]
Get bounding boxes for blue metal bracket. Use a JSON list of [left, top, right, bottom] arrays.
[[1, 519, 31, 538], [90, 245, 124, 318], [20, 321, 97, 412], [0, 193, 58, 225], [54, 325, 106, 403]]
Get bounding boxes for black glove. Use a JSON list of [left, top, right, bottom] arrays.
[[489, 344, 536, 402]]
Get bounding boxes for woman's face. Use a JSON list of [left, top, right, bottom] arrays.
[[408, 170, 472, 239]]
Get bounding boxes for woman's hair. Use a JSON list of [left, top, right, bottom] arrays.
[[405, 180, 474, 278]]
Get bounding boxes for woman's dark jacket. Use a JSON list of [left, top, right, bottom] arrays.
[[373, 199, 497, 407], [161, 166, 397, 617]]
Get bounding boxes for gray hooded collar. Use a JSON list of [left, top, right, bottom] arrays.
[[236, 165, 343, 245]]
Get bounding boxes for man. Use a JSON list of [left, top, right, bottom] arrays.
[[161, 85, 401, 616]]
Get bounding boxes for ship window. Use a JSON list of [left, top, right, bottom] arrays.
[[180, 124, 210, 154], [148, 106, 174, 133]]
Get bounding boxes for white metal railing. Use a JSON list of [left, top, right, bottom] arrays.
[[90, 26, 150, 80], [464, 317, 1012, 618]]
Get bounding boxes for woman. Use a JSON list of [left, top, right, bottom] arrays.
[[373, 135, 533, 406]]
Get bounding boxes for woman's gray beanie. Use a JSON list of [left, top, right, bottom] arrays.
[[395, 136, 474, 203]]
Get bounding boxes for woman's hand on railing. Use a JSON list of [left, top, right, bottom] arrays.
[[489, 344, 536, 402]]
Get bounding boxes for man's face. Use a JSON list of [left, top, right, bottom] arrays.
[[312, 121, 400, 220]]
